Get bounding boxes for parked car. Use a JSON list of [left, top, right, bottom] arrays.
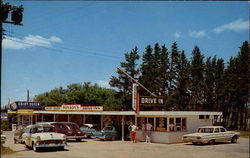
[[14, 127, 25, 144], [182, 126, 240, 145], [22, 124, 67, 152], [50, 122, 86, 141], [93, 126, 117, 141], [80, 124, 97, 138], [1, 130, 6, 144]]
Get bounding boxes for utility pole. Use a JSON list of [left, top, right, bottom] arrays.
[[0, 0, 23, 107]]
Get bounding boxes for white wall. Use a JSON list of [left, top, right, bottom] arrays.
[[186, 115, 212, 133], [136, 115, 214, 143]]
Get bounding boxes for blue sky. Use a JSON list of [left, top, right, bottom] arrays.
[[2, 1, 249, 107]]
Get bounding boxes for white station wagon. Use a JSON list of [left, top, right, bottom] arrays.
[[183, 126, 240, 145], [22, 124, 67, 152]]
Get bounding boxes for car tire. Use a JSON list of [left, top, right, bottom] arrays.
[[58, 146, 64, 150], [76, 138, 82, 142], [208, 139, 215, 145], [14, 139, 17, 144], [231, 136, 237, 143], [192, 142, 197, 145], [32, 142, 40, 152]]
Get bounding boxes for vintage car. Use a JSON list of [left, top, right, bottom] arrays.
[[93, 126, 117, 141], [1, 130, 6, 144], [14, 125, 26, 144], [182, 126, 240, 145], [51, 122, 85, 141], [80, 124, 97, 138], [22, 124, 67, 152]]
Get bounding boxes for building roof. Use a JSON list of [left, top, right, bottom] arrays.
[[33, 110, 222, 116]]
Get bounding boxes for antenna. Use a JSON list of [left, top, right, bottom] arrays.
[[117, 68, 157, 97]]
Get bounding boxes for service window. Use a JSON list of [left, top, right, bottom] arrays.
[[199, 115, 205, 119], [206, 115, 210, 119], [156, 117, 167, 131], [169, 118, 175, 132], [148, 118, 154, 131], [137, 117, 146, 130], [176, 118, 181, 131], [182, 118, 186, 130]]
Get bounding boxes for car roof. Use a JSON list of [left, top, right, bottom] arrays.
[[198, 126, 224, 128], [52, 122, 77, 125], [26, 124, 54, 128]]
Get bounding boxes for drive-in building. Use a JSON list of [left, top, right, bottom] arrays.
[[8, 102, 223, 143]]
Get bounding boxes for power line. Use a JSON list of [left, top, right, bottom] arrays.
[[4, 36, 122, 62]]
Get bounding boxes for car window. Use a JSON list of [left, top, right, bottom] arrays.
[[198, 128, 213, 133], [214, 128, 220, 133], [220, 128, 226, 132], [68, 123, 79, 129]]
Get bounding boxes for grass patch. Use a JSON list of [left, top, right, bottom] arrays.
[[238, 131, 249, 138], [1, 144, 16, 155]]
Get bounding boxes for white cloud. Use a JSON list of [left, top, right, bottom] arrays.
[[174, 32, 181, 39], [189, 30, 206, 38], [213, 19, 249, 34], [96, 80, 111, 88], [3, 35, 62, 50]]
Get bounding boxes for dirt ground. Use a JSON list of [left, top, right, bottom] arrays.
[[1, 131, 249, 158]]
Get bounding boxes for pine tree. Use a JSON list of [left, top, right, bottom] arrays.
[[189, 46, 205, 110], [109, 47, 140, 110]]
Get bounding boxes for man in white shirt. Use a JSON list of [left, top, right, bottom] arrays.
[[146, 122, 152, 143]]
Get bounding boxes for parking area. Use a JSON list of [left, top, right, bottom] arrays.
[[1, 131, 249, 158]]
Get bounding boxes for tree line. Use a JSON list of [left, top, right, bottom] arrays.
[[110, 41, 249, 130]]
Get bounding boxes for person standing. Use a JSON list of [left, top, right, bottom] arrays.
[[146, 122, 152, 143], [130, 122, 137, 143]]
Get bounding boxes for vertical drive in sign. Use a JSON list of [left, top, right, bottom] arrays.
[[132, 83, 139, 111]]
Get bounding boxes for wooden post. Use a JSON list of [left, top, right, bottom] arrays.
[[101, 115, 103, 129], [122, 115, 124, 141], [41, 114, 43, 122], [53, 114, 56, 122]]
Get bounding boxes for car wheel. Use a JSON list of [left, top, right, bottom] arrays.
[[192, 142, 197, 145], [14, 139, 17, 144], [76, 138, 82, 142], [32, 142, 40, 152], [231, 136, 237, 143], [208, 139, 215, 145], [58, 146, 64, 150]]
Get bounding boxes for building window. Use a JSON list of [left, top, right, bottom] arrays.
[[156, 117, 167, 131], [169, 118, 175, 131], [206, 115, 209, 119], [176, 118, 181, 131], [199, 115, 205, 119], [182, 118, 186, 130]]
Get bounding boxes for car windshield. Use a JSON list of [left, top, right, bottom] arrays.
[[197, 128, 214, 133], [104, 127, 113, 131], [32, 127, 55, 133], [68, 123, 79, 129]]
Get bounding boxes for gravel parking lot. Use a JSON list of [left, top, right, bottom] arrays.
[[1, 131, 249, 158]]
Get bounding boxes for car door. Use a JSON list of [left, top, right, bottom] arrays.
[[214, 128, 222, 141], [23, 128, 32, 146], [220, 128, 231, 141]]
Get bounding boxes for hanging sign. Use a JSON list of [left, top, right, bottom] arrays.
[[139, 96, 165, 106], [132, 83, 138, 110]]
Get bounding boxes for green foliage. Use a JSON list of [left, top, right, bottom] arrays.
[[111, 41, 249, 130], [34, 82, 123, 111]]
